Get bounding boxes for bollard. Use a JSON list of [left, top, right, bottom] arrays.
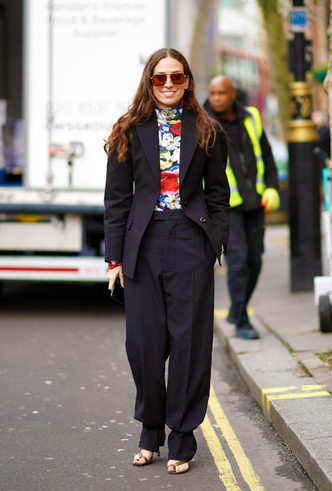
[[288, 81, 321, 291]]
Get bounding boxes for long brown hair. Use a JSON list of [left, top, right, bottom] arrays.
[[104, 48, 217, 161]]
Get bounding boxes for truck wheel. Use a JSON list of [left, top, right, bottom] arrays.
[[318, 295, 332, 333]]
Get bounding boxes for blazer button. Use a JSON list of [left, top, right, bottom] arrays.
[[200, 217, 206, 223], [183, 200, 188, 206]]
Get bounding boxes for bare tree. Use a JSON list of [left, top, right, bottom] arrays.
[[257, 0, 290, 140], [189, 0, 220, 103]]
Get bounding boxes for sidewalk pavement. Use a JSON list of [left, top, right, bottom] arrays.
[[214, 224, 332, 491]]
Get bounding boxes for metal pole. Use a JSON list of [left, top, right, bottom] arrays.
[[292, 0, 306, 80]]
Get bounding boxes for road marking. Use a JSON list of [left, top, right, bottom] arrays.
[[214, 307, 255, 320], [201, 413, 241, 490], [203, 384, 264, 490], [261, 385, 331, 421]]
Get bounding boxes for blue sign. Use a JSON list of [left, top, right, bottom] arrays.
[[290, 7, 307, 33]]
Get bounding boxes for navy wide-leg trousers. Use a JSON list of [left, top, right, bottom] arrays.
[[124, 210, 216, 462]]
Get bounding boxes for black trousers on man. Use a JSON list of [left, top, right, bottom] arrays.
[[124, 210, 216, 462], [225, 207, 265, 327]]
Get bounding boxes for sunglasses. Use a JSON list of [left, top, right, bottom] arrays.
[[151, 73, 187, 86]]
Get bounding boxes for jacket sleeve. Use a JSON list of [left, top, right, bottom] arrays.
[[260, 130, 279, 190], [204, 126, 231, 249], [104, 142, 134, 262]]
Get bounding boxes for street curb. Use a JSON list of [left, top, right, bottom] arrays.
[[214, 315, 332, 491]]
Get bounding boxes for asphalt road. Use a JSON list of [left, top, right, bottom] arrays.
[[0, 281, 317, 490]]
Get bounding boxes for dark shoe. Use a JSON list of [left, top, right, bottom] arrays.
[[160, 430, 166, 447], [236, 323, 259, 340], [226, 312, 235, 324]]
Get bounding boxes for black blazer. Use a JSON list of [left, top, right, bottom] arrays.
[[104, 107, 230, 279]]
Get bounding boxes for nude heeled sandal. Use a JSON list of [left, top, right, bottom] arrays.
[[167, 460, 189, 474]]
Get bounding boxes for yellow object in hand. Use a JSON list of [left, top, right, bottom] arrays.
[[261, 188, 280, 213]]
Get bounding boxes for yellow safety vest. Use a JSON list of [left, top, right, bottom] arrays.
[[226, 106, 266, 207]]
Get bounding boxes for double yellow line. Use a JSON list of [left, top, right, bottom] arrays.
[[261, 384, 330, 421], [201, 384, 264, 490]]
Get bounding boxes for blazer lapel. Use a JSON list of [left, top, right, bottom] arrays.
[[136, 113, 160, 183], [135, 108, 198, 187], [180, 108, 198, 186]]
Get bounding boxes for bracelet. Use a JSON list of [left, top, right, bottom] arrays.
[[108, 261, 122, 271]]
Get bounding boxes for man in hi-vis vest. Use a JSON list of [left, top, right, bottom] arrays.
[[204, 75, 280, 340]]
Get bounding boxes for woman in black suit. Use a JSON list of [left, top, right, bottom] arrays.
[[104, 48, 230, 474]]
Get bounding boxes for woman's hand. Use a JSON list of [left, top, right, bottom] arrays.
[[107, 265, 124, 290]]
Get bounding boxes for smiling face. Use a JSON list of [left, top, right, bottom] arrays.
[[152, 56, 189, 109]]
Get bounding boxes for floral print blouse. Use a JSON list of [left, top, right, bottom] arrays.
[[154, 103, 183, 211]]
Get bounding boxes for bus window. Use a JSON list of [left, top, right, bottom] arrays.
[[0, 0, 23, 186]]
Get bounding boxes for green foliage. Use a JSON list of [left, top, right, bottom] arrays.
[[312, 64, 328, 84], [257, 0, 280, 15], [317, 350, 332, 369]]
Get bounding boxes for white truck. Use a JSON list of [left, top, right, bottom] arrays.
[[0, 0, 168, 284]]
